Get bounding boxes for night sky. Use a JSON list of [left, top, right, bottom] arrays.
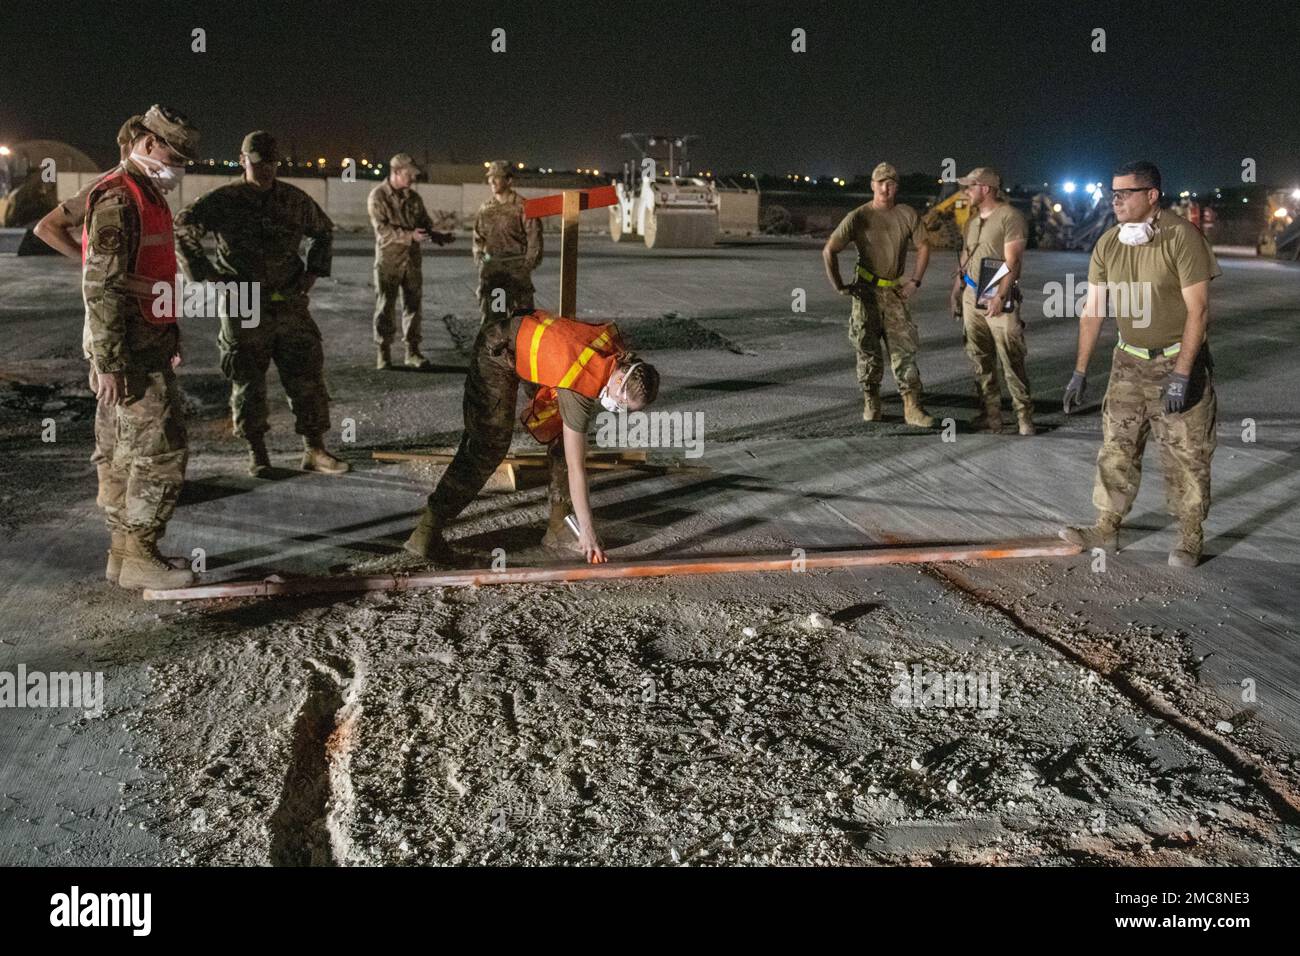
[[4, 0, 1299, 191]]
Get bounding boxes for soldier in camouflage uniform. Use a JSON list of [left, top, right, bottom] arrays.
[[175, 131, 348, 478], [822, 162, 935, 426], [951, 167, 1035, 435], [474, 161, 542, 327], [34, 113, 144, 551], [367, 152, 455, 370], [82, 105, 200, 591], [1060, 161, 1220, 568]]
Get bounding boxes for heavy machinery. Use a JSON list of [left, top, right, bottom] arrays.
[[919, 187, 970, 249], [1257, 188, 1300, 260], [609, 133, 719, 248]]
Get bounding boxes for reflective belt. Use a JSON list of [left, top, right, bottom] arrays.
[[270, 291, 293, 302], [1117, 338, 1181, 360], [855, 264, 899, 288]]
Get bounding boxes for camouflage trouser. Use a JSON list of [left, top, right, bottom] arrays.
[[90, 367, 188, 536], [218, 298, 331, 441], [1093, 346, 1216, 523], [373, 254, 422, 349], [90, 366, 118, 509], [426, 318, 570, 527], [477, 266, 535, 328], [962, 288, 1032, 413], [848, 285, 923, 394]]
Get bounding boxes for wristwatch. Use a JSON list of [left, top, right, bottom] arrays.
[[906, 277, 921, 287]]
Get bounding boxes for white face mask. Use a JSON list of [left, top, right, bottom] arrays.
[[1118, 220, 1155, 246], [130, 149, 185, 192], [599, 362, 642, 413]]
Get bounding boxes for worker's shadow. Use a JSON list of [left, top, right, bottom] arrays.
[[1127, 444, 1300, 563]]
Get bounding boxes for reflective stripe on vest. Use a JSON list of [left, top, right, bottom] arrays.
[[81, 168, 178, 325], [514, 311, 623, 444]]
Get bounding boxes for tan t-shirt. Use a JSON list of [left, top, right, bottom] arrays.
[[962, 202, 1027, 281], [829, 202, 926, 280], [1087, 208, 1221, 351]]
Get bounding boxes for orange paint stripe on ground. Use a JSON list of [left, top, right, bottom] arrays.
[[143, 539, 1082, 601]]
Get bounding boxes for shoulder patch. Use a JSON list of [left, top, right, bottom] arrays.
[[94, 225, 124, 253]]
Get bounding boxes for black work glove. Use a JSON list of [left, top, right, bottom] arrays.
[[1062, 371, 1087, 415], [1162, 371, 1191, 414], [434, 231, 456, 246]]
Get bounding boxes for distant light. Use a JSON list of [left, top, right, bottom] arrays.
[[1179, 190, 1189, 198], [1052, 202, 1062, 213], [1274, 207, 1289, 219], [593, 168, 600, 176], [1242, 197, 1249, 203], [1291, 188, 1300, 201], [483, 161, 490, 168], [1084, 183, 1096, 195], [1062, 181, 1076, 194], [517, 162, 525, 169], [803, 176, 810, 182], [0, 145, 11, 156]]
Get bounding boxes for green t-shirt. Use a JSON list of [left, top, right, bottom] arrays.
[[829, 202, 926, 280], [1087, 208, 1221, 351], [962, 202, 1026, 281], [557, 388, 597, 433]]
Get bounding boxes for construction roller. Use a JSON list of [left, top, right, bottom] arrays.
[[643, 205, 718, 249]]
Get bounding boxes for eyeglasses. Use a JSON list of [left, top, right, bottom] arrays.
[[1107, 187, 1155, 200]]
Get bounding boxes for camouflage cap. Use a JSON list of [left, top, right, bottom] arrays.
[[390, 152, 421, 175], [139, 104, 200, 161], [871, 161, 899, 182], [241, 130, 279, 164], [957, 166, 1002, 188], [485, 160, 512, 179], [117, 114, 146, 148]]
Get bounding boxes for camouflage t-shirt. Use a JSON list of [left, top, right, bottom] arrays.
[[175, 179, 333, 296], [473, 189, 542, 270]]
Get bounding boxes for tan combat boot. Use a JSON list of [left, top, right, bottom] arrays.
[[1059, 510, 1121, 551], [404, 347, 432, 370], [1169, 521, 1203, 568], [117, 534, 196, 591], [902, 392, 936, 428], [403, 508, 451, 561], [248, 435, 272, 478], [862, 388, 882, 422], [105, 531, 125, 584], [301, 440, 350, 475], [541, 505, 582, 552], [971, 402, 1002, 433], [1017, 408, 1036, 436], [376, 344, 392, 370]]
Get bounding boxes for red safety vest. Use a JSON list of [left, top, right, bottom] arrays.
[[515, 310, 623, 444], [81, 166, 178, 325]]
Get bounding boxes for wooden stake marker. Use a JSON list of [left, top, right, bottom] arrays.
[[143, 538, 1082, 602], [523, 185, 618, 317]]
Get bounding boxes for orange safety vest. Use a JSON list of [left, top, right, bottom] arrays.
[[81, 167, 178, 325], [515, 310, 623, 444]]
